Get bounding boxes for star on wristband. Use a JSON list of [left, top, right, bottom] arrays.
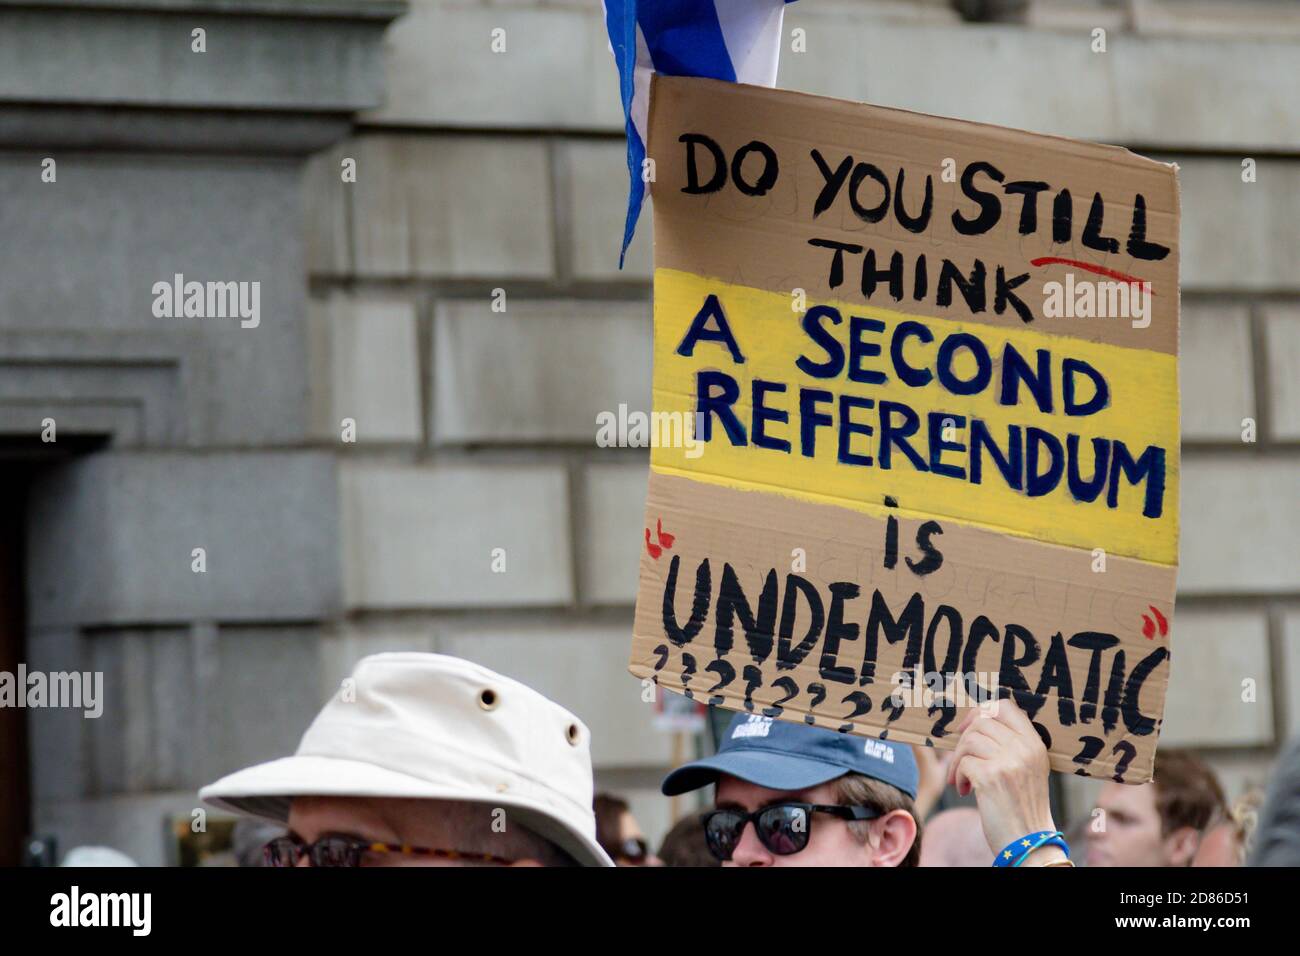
[[991, 831, 1069, 867]]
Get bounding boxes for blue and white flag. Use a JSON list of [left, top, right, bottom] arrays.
[[603, 0, 795, 268]]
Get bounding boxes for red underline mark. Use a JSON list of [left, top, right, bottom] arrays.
[[1029, 256, 1157, 296]]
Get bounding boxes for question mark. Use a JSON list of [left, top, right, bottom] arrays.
[[1111, 741, 1138, 782], [680, 653, 697, 699], [837, 690, 873, 733], [763, 677, 800, 719], [652, 644, 669, 671], [704, 658, 736, 707], [741, 665, 762, 712], [805, 682, 827, 725], [928, 700, 958, 739], [882, 697, 904, 723], [1072, 736, 1104, 776]]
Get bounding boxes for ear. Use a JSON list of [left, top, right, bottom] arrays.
[[868, 809, 919, 868], [1166, 826, 1200, 867]]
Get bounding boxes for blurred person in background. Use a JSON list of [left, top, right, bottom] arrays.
[[913, 747, 955, 821], [1087, 748, 1225, 867], [1192, 788, 1262, 867], [1062, 812, 1096, 866], [60, 846, 137, 867], [658, 813, 719, 868], [201, 654, 612, 868], [593, 792, 661, 866], [1250, 736, 1300, 867], [919, 807, 989, 867]]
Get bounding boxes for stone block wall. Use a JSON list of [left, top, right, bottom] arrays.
[[6, 0, 1297, 861]]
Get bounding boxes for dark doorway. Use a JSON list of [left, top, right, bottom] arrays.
[[0, 460, 31, 866], [0, 435, 107, 865]]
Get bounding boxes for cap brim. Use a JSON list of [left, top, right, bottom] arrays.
[[200, 754, 613, 868], [661, 750, 848, 797]]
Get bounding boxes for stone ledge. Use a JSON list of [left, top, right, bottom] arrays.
[[0, 105, 354, 154], [0, 330, 200, 447], [0, 1, 404, 151], [0, 1, 405, 17]]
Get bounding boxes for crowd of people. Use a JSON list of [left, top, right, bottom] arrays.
[[183, 652, 1300, 867]]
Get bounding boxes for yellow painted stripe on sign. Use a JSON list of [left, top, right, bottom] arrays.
[[650, 268, 1179, 565]]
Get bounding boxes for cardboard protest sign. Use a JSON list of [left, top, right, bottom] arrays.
[[628, 76, 1179, 783]]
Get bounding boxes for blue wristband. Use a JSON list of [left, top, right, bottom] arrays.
[[992, 831, 1069, 867]]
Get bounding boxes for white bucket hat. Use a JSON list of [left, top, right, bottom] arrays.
[[200, 652, 613, 867]]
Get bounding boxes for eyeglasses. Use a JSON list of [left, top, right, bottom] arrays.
[[615, 836, 650, 864], [263, 832, 515, 868], [702, 803, 880, 861]]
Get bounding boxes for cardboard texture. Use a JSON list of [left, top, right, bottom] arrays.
[[629, 76, 1180, 784]]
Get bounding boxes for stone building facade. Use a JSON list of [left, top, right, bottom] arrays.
[[1, 0, 1297, 864]]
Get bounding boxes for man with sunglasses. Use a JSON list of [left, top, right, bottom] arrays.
[[200, 653, 614, 867], [665, 698, 1066, 867]]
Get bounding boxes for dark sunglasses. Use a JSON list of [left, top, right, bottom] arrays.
[[702, 803, 880, 861], [264, 832, 514, 868]]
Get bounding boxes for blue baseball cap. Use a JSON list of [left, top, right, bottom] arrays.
[[662, 713, 919, 799]]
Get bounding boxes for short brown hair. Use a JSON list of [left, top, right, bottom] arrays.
[[832, 773, 922, 867], [1153, 749, 1226, 836], [659, 813, 719, 867], [593, 792, 630, 859]]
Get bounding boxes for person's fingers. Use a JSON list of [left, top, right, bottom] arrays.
[[959, 712, 1016, 758], [948, 705, 1003, 787], [990, 700, 1052, 768], [947, 719, 1002, 789], [953, 697, 1000, 737], [989, 694, 1036, 738], [952, 753, 988, 798], [957, 728, 1003, 762], [946, 736, 970, 789], [951, 752, 969, 797]]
